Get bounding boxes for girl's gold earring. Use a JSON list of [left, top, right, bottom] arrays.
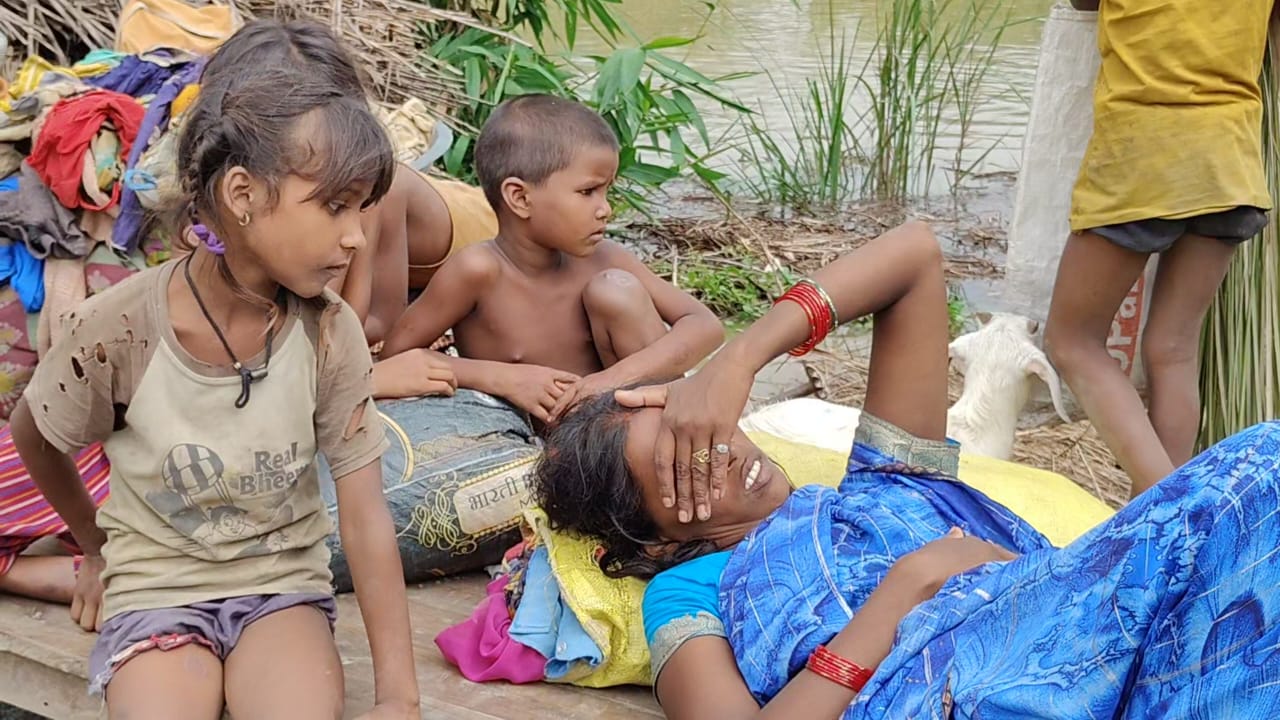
[[239, 211, 251, 227]]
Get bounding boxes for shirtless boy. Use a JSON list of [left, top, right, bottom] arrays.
[[380, 94, 724, 424]]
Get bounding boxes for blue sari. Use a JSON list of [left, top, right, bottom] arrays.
[[719, 421, 1280, 718]]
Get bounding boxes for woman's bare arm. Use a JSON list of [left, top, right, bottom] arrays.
[[658, 577, 916, 720], [657, 530, 1015, 720], [618, 221, 949, 522]]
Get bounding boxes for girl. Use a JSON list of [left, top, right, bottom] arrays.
[[196, 18, 464, 401], [535, 222, 1280, 718], [9, 30, 419, 720]]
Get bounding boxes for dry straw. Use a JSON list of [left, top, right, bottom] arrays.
[[0, 0, 520, 113]]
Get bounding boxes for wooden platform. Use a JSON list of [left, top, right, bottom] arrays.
[[0, 575, 661, 719]]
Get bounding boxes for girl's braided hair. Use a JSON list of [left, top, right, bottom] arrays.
[[174, 19, 394, 306]]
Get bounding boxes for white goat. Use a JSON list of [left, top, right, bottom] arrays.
[[946, 313, 1069, 459], [741, 314, 1069, 461]]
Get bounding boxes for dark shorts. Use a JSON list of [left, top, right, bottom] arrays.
[[87, 592, 336, 696], [1090, 206, 1268, 254]]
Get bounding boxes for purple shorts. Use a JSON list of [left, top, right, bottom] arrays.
[[88, 592, 336, 696]]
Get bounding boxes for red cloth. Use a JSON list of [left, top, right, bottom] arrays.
[[26, 90, 144, 212]]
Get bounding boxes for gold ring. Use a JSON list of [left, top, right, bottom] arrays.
[[692, 449, 711, 464]]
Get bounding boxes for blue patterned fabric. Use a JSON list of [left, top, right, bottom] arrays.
[[720, 422, 1280, 717], [719, 438, 1053, 705]]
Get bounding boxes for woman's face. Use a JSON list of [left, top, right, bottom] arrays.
[[623, 408, 793, 545]]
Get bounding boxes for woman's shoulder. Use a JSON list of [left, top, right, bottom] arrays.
[[643, 551, 733, 682], [642, 551, 732, 635]]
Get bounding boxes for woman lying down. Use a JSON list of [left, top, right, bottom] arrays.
[[534, 221, 1280, 720]]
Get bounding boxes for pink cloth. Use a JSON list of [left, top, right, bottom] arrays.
[[435, 576, 547, 684]]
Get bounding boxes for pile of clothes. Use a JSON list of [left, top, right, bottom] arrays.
[[0, 44, 207, 420], [435, 508, 653, 689]]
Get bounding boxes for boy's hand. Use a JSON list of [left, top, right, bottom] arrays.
[[71, 554, 106, 632], [374, 349, 457, 400], [499, 365, 581, 423], [549, 372, 616, 421]]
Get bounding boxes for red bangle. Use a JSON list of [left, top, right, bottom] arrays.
[[805, 645, 874, 693], [776, 280, 835, 356]]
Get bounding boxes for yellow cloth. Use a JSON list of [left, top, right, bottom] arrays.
[[378, 98, 440, 164], [1070, 0, 1274, 231], [536, 433, 1115, 688], [170, 83, 200, 120], [525, 508, 652, 688], [0, 57, 97, 113], [750, 432, 1114, 548], [116, 0, 243, 56], [417, 174, 499, 270]]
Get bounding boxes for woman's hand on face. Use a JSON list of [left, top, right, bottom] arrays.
[[615, 361, 755, 524], [889, 527, 1019, 604]]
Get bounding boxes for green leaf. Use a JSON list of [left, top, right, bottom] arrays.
[[671, 89, 708, 146], [622, 162, 679, 185], [464, 58, 482, 100], [643, 36, 696, 51], [692, 163, 728, 184], [564, 6, 579, 50], [668, 128, 687, 165], [594, 47, 646, 109]]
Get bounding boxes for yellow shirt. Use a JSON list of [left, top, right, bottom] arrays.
[[1071, 0, 1274, 231]]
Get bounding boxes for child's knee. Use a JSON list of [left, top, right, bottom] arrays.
[[583, 269, 652, 320], [1043, 318, 1084, 373], [1141, 326, 1199, 372]]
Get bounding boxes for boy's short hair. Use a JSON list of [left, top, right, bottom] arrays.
[[474, 94, 620, 212]]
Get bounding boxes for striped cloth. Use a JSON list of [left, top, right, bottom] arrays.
[[0, 426, 110, 576]]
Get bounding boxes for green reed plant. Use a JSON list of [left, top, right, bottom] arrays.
[[418, 0, 746, 214], [1199, 31, 1280, 447], [737, 0, 1013, 209]]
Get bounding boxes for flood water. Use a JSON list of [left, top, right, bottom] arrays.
[[568, 0, 1057, 195]]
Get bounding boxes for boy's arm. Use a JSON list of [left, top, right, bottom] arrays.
[[335, 460, 420, 716], [585, 241, 725, 387]]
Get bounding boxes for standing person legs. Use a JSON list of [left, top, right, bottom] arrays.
[[1140, 234, 1238, 468], [1044, 231, 1170, 497]]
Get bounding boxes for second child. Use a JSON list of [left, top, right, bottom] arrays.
[[381, 94, 723, 423]]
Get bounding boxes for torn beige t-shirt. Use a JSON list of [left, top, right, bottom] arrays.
[[24, 261, 387, 620]]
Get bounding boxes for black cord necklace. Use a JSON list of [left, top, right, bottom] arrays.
[[182, 254, 279, 409]]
